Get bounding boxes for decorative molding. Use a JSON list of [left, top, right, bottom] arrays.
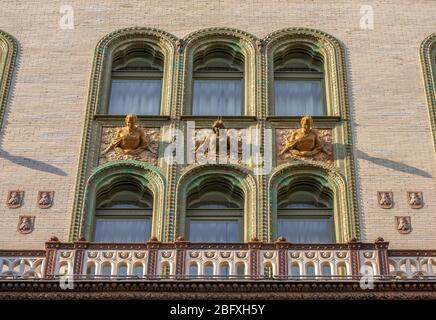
[[181, 27, 257, 117], [1, 280, 436, 300], [70, 27, 176, 241], [420, 33, 436, 152], [37, 191, 54, 209], [78, 160, 166, 241], [268, 163, 355, 243], [276, 128, 333, 165], [175, 164, 258, 242], [99, 126, 159, 165], [0, 30, 18, 133], [378, 191, 393, 209], [70, 27, 360, 246], [396, 216, 412, 235], [407, 191, 423, 209], [6, 190, 24, 209], [17, 216, 35, 234]]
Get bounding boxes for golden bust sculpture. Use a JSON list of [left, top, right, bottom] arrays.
[[102, 114, 148, 155], [279, 115, 328, 157]]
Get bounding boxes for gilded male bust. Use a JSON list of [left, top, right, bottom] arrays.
[[103, 114, 148, 155], [279, 115, 328, 157]]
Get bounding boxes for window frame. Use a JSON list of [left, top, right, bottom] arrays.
[[186, 208, 244, 243], [273, 71, 327, 116], [191, 70, 245, 116], [277, 208, 335, 243], [92, 206, 153, 242], [106, 70, 164, 116]]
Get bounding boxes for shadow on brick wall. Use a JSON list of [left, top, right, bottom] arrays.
[[356, 149, 432, 178], [0, 149, 67, 176]]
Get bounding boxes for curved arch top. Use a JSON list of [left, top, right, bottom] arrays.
[[180, 28, 258, 117], [0, 30, 18, 132], [174, 164, 258, 242], [268, 162, 358, 243], [263, 27, 349, 119], [420, 33, 436, 152], [79, 160, 167, 241]]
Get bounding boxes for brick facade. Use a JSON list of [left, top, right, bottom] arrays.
[[0, 0, 435, 249]]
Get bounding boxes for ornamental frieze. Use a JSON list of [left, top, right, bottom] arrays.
[[193, 119, 244, 164], [276, 116, 333, 165], [99, 114, 159, 165]]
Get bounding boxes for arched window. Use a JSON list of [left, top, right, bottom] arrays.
[[191, 43, 244, 116], [421, 34, 436, 150], [107, 42, 164, 115], [273, 44, 325, 116], [277, 180, 334, 243], [93, 180, 153, 243], [0, 31, 17, 132], [186, 178, 244, 243]]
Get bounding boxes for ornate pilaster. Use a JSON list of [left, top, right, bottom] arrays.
[[276, 239, 288, 276], [44, 237, 60, 277], [348, 238, 361, 276], [175, 239, 189, 276], [146, 240, 160, 276], [374, 237, 390, 276], [73, 239, 89, 275], [248, 239, 261, 276]]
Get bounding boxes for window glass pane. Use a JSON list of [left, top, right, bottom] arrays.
[[133, 265, 143, 277], [291, 265, 300, 277], [322, 265, 332, 276], [277, 218, 333, 243], [274, 80, 323, 116], [204, 265, 214, 277], [193, 79, 242, 116], [94, 218, 150, 243], [101, 265, 112, 276], [236, 264, 245, 276], [219, 264, 229, 276], [306, 265, 315, 277], [108, 79, 161, 115], [188, 220, 239, 243], [86, 264, 95, 275], [117, 265, 128, 276], [189, 264, 198, 276]]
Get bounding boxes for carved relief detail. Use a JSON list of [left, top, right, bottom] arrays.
[[276, 119, 333, 165], [18, 216, 35, 234], [99, 115, 159, 165], [7, 191, 24, 209], [378, 191, 393, 209], [407, 192, 423, 209], [38, 191, 54, 209], [193, 120, 244, 163], [396, 216, 412, 235]]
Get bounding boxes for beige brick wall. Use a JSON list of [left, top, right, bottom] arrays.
[[0, 0, 435, 249]]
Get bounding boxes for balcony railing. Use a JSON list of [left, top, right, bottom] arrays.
[[1, 238, 435, 281]]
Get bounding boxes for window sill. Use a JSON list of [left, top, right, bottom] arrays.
[[181, 115, 257, 121], [94, 114, 171, 121], [266, 116, 341, 122]]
